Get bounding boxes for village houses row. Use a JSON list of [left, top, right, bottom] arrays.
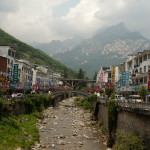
[[0, 46, 61, 89], [96, 49, 150, 93]]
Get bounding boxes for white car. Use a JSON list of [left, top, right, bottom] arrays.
[[12, 93, 23, 98], [115, 95, 124, 100], [31, 90, 36, 94], [48, 91, 52, 94]]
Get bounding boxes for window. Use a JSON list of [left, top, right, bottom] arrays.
[[139, 57, 142, 63], [12, 52, 14, 58], [140, 68, 142, 73], [8, 59, 10, 64], [135, 59, 138, 65], [148, 54, 150, 59], [144, 77, 147, 83], [143, 54, 147, 61], [11, 60, 13, 66], [8, 50, 11, 56], [144, 66, 146, 73]]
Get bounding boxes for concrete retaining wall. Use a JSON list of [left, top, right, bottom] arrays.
[[94, 100, 150, 149]]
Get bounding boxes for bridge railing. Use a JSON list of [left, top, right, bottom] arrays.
[[117, 101, 150, 111], [97, 97, 150, 111], [52, 89, 90, 97]]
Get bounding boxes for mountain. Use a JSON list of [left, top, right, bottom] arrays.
[[53, 23, 150, 78], [0, 28, 77, 77], [31, 36, 83, 56]]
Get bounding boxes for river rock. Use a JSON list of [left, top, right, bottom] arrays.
[[51, 144, 55, 148], [60, 135, 66, 139], [77, 142, 84, 147], [57, 140, 66, 145]]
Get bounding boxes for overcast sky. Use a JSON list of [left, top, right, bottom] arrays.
[[0, 0, 150, 43]]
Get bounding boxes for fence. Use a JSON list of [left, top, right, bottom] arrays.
[[97, 97, 150, 111]]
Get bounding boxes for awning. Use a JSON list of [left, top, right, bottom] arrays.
[[131, 73, 148, 79]]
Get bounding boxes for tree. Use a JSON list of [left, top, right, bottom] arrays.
[[113, 130, 144, 150], [93, 72, 97, 80], [77, 68, 84, 79], [106, 87, 115, 98], [136, 85, 148, 101], [99, 89, 104, 95], [64, 68, 68, 78], [77, 68, 88, 88]]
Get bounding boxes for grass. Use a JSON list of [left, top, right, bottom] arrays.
[[75, 97, 93, 110], [0, 112, 39, 150], [75, 94, 97, 110]]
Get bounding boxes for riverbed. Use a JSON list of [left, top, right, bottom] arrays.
[[32, 97, 107, 150]]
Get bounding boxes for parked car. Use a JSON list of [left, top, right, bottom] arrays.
[[48, 91, 52, 94], [12, 93, 23, 98], [31, 90, 36, 94], [115, 95, 124, 100], [128, 95, 143, 102]]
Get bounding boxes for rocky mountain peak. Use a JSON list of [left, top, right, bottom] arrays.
[[95, 22, 129, 39], [53, 23, 150, 78]]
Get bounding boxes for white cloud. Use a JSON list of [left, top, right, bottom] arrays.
[[0, 0, 150, 43]]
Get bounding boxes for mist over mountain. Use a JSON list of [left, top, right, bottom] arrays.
[[31, 37, 84, 56], [32, 23, 150, 78]]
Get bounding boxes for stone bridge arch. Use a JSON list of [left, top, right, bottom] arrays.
[[52, 90, 90, 98]]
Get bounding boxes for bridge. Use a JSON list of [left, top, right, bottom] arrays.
[[52, 89, 90, 98], [59, 78, 96, 88]]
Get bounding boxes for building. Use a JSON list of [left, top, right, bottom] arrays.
[[125, 50, 150, 87], [14, 59, 33, 89], [32, 65, 55, 89], [96, 66, 112, 90], [0, 46, 16, 81], [0, 56, 7, 82]]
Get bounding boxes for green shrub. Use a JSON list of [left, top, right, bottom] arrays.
[[0, 94, 53, 149], [23, 97, 35, 114], [0, 90, 8, 96], [0, 113, 39, 150], [32, 95, 44, 112], [113, 130, 144, 150], [107, 99, 118, 147], [82, 100, 93, 109], [75, 97, 93, 109], [88, 94, 97, 102], [0, 98, 10, 120], [24, 89, 31, 94], [42, 94, 52, 108]]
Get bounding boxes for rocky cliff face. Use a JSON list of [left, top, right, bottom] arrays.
[[53, 23, 150, 78], [32, 23, 150, 78], [31, 37, 83, 56]]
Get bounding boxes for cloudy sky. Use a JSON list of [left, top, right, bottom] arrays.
[[0, 0, 150, 43]]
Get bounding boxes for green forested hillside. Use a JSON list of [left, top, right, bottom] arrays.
[[0, 28, 77, 77]]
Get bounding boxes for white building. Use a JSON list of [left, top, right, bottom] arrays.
[[125, 50, 150, 87], [96, 67, 111, 89], [14, 59, 33, 88], [32, 65, 56, 89]]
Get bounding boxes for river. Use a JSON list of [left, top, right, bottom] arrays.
[[32, 97, 108, 150]]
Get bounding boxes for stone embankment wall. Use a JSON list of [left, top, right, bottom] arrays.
[[2, 94, 65, 116], [93, 99, 150, 149]]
